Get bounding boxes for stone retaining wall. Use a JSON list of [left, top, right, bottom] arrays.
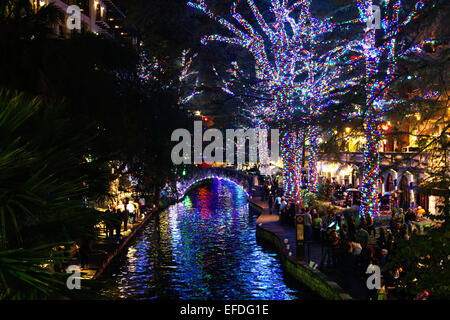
[[250, 201, 352, 300], [256, 224, 352, 300]]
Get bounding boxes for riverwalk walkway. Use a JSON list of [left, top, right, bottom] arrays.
[[80, 207, 157, 280], [250, 197, 371, 299]]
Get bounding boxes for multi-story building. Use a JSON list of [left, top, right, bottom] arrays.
[[315, 11, 449, 214], [317, 105, 449, 214], [31, 0, 137, 43]]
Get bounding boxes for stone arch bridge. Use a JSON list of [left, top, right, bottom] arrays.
[[176, 167, 256, 199]]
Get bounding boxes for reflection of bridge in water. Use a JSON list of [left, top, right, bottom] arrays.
[[176, 167, 256, 199]]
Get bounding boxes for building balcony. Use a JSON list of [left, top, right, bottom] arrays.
[[318, 151, 430, 170], [40, 0, 110, 35]]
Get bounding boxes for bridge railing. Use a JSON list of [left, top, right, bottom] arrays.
[[176, 167, 253, 198]]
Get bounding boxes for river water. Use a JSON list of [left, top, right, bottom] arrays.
[[100, 179, 315, 300]]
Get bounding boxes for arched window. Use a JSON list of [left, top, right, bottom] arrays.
[[399, 176, 410, 210], [386, 174, 394, 192]]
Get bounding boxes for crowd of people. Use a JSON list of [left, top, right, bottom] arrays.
[[78, 197, 148, 269], [259, 178, 430, 299], [323, 206, 428, 299], [103, 197, 147, 239]]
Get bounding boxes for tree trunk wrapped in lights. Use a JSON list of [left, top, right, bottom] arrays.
[[188, 0, 355, 205], [256, 126, 270, 176], [281, 128, 304, 205], [307, 126, 320, 193], [360, 115, 381, 217], [138, 49, 203, 107], [353, 0, 436, 217]]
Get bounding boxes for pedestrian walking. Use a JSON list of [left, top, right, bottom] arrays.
[[303, 208, 312, 242], [312, 210, 322, 242], [126, 201, 136, 224], [105, 207, 114, 238], [288, 203, 296, 226], [274, 195, 281, 214], [268, 194, 273, 215], [122, 206, 129, 231], [319, 228, 333, 269], [280, 197, 288, 213], [114, 208, 122, 237], [139, 197, 146, 216]]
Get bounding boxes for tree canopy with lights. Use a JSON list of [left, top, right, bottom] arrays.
[[188, 0, 361, 202]]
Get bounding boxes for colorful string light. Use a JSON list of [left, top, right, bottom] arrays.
[[189, 0, 352, 202], [137, 48, 203, 106], [280, 129, 304, 204], [352, 0, 432, 217], [189, 0, 436, 214], [180, 175, 251, 198]]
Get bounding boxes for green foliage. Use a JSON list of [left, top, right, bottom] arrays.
[[0, 0, 193, 197], [0, 243, 100, 300], [340, 206, 359, 219], [0, 0, 193, 299], [0, 91, 110, 298], [384, 218, 450, 299], [317, 178, 333, 201], [385, 127, 450, 299], [300, 190, 318, 209], [297, 190, 335, 217], [0, 0, 64, 40]]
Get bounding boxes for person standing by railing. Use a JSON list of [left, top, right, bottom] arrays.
[[114, 208, 122, 238], [303, 208, 313, 242], [122, 200, 129, 232], [104, 206, 114, 239], [405, 209, 416, 234], [280, 197, 288, 214], [312, 210, 322, 242], [139, 197, 146, 216], [319, 228, 333, 269], [274, 195, 281, 214]]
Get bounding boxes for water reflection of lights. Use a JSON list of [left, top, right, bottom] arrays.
[[182, 196, 193, 209], [126, 247, 137, 273], [101, 179, 308, 300], [169, 203, 182, 245]]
